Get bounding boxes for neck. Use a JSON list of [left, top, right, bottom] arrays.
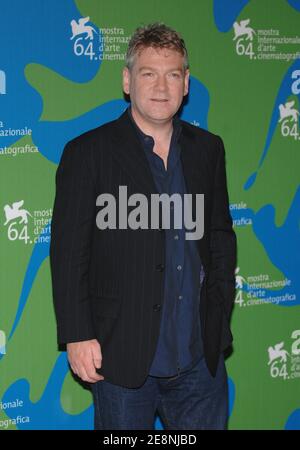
[[131, 107, 173, 143]]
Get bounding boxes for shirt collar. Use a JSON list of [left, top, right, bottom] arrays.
[[127, 107, 182, 150]]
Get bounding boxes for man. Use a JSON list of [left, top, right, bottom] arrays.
[[50, 23, 237, 430]]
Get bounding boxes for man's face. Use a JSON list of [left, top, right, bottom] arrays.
[[123, 46, 189, 126]]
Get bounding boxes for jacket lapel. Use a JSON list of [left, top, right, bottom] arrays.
[[180, 124, 207, 219], [180, 125, 210, 269], [110, 110, 158, 196]]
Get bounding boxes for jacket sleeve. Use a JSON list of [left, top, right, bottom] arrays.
[[49, 140, 97, 345], [209, 136, 237, 320]]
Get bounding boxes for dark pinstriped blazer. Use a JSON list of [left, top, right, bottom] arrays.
[[49, 110, 237, 388]]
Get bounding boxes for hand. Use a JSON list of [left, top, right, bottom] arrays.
[[67, 339, 104, 383]]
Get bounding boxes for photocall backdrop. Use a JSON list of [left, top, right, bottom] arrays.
[[0, 0, 300, 430]]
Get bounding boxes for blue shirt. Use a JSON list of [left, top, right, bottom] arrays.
[[128, 109, 205, 377]]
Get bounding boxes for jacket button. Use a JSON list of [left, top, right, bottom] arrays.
[[153, 304, 161, 312], [156, 264, 165, 272]]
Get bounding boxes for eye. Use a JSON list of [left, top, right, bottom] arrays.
[[169, 72, 181, 79], [142, 72, 154, 77]]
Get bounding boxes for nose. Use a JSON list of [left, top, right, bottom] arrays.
[[155, 74, 167, 91]]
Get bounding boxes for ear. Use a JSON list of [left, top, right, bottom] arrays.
[[123, 67, 131, 95], [184, 69, 190, 96]]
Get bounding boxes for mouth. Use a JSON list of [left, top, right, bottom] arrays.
[[150, 99, 168, 102]]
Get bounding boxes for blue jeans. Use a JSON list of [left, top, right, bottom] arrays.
[[91, 354, 228, 430]]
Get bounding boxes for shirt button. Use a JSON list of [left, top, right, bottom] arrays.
[[174, 234, 179, 240], [153, 304, 161, 312], [156, 264, 165, 272], [178, 295, 183, 300], [177, 265, 182, 271]]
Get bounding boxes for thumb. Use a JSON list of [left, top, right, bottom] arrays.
[[91, 342, 102, 369]]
